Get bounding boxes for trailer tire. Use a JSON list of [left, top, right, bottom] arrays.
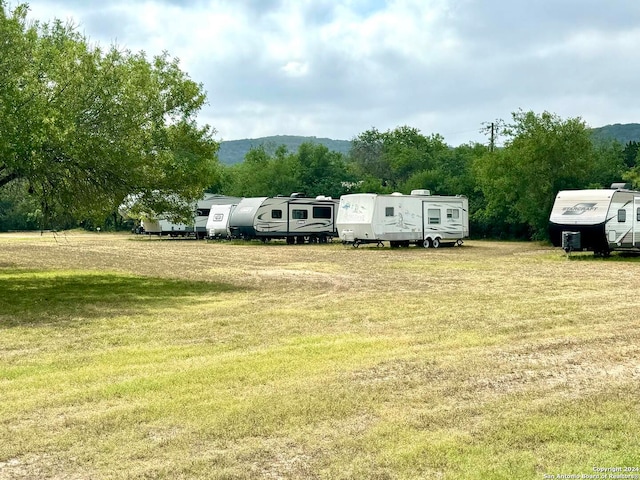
[[432, 237, 441, 248], [422, 238, 432, 248]]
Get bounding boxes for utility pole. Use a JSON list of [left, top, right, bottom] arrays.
[[490, 122, 495, 153], [481, 120, 501, 152]]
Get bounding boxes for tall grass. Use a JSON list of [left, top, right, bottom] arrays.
[[1, 233, 639, 479]]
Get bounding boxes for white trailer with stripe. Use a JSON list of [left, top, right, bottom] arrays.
[[228, 194, 338, 243]]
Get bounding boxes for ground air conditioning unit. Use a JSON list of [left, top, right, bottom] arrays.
[[562, 231, 581, 252]]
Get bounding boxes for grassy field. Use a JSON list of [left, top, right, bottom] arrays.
[[1, 232, 639, 479]]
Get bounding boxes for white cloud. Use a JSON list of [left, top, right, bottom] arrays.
[[281, 61, 310, 77], [22, 0, 640, 145]]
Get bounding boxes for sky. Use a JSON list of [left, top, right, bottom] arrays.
[[22, 0, 640, 146]]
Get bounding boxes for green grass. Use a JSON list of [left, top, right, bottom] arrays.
[[1, 233, 639, 479]]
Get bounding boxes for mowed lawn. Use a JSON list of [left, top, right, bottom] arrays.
[[0, 232, 639, 479]]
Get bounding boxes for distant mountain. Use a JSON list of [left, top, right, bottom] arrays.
[[590, 123, 640, 144], [217, 135, 352, 165]]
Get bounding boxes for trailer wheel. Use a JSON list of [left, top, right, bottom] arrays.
[[456, 239, 463, 247], [432, 237, 441, 248], [353, 241, 361, 248], [422, 238, 432, 248]]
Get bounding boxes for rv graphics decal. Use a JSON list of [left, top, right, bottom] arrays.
[[562, 203, 597, 215], [341, 201, 367, 222]]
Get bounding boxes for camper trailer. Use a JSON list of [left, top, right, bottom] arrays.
[[139, 218, 189, 236], [228, 195, 338, 243], [193, 195, 242, 239], [138, 194, 241, 238], [205, 202, 239, 239], [549, 186, 640, 255], [336, 190, 469, 248]]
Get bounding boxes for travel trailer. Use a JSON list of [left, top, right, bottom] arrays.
[[336, 190, 469, 248], [205, 202, 239, 239], [138, 194, 241, 238], [139, 217, 189, 236], [228, 194, 338, 243], [192, 195, 242, 239], [549, 186, 640, 255]]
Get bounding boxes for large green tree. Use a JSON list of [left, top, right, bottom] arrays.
[[0, 3, 219, 226], [623, 161, 640, 190], [219, 142, 354, 199], [221, 145, 299, 197], [295, 142, 354, 198], [474, 110, 595, 239], [349, 126, 451, 191]]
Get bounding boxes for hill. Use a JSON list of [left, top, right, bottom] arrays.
[[590, 123, 640, 144], [217, 135, 352, 165], [216, 125, 640, 165]]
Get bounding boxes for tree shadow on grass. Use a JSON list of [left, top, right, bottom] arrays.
[[0, 269, 246, 328]]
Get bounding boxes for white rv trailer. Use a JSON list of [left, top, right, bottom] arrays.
[[139, 194, 241, 238], [140, 217, 189, 236], [336, 190, 469, 248], [193, 195, 242, 239], [549, 186, 640, 255], [205, 202, 239, 239], [228, 194, 338, 243]]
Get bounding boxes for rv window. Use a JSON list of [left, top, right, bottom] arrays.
[[385, 207, 394, 217], [213, 213, 224, 221], [272, 209, 283, 219], [428, 209, 441, 224], [292, 209, 308, 220], [447, 209, 459, 221], [637, 208, 640, 222], [618, 209, 626, 223], [313, 206, 332, 219]]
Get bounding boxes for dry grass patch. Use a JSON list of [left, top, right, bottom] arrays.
[[1, 233, 639, 479]]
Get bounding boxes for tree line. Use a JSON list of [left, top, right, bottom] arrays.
[[210, 114, 640, 240], [2, 3, 640, 240]]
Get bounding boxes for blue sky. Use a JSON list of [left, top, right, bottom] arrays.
[[24, 0, 640, 146]]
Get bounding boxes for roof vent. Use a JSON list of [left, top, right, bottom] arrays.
[[411, 189, 431, 196], [290, 192, 305, 198], [610, 183, 629, 190], [391, 192, 404, 196]]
